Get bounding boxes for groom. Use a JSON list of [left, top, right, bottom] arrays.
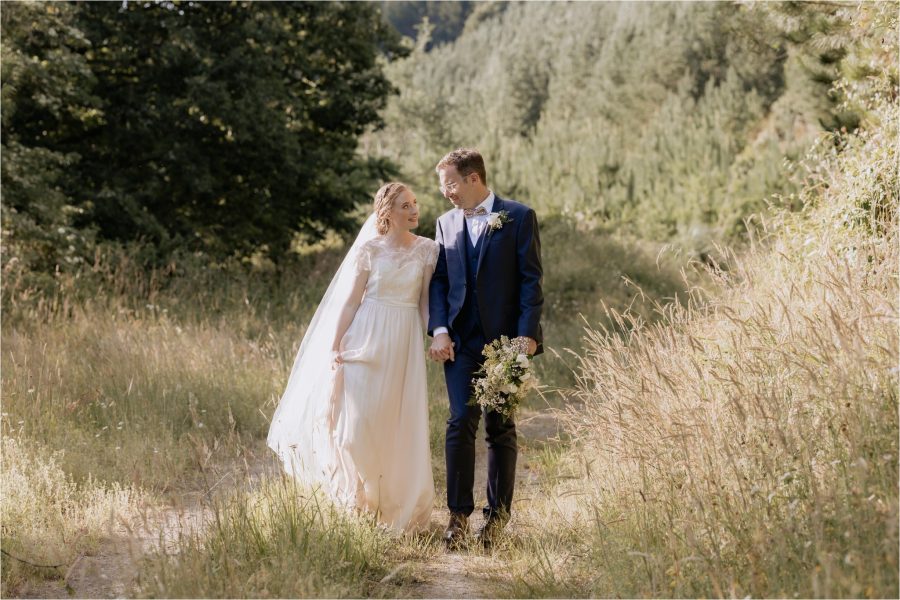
[[428, 148, 543, 548]]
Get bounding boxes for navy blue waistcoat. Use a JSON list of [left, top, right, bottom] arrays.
[[455, 219, 486, 339]]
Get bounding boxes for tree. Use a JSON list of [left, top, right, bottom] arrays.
[[2, 1, 406, 267], [1, 1, 100, 273], [71, 1, 405, 259]]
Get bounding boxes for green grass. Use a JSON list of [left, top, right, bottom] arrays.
[[135, 477, 403, 598], [1, 311, 279, 491]]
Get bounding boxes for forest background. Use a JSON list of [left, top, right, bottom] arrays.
[[2, 1, 897, 598]]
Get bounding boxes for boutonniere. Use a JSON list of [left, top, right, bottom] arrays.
[[487, 211, 512, 231]]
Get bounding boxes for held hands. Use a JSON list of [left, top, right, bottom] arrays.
[[427, 333, 535, 362], [429, 333, 455, 363]]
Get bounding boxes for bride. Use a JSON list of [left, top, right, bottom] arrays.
[[267, 182, 437, 532]]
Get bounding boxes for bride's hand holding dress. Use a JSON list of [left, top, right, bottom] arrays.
[[267, 184, 437, 533]]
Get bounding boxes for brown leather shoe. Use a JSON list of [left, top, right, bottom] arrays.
[[475, 516, 505, 549], [443, 512, 468, 548]]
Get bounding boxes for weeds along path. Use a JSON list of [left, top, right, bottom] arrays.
[[21, 451, 270, 599], [401, 409, 564, 599], [28, 502, 210, 599], [19, 409, 563, 599]]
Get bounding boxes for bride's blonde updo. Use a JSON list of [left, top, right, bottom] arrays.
[[373, 182, 409, 235]]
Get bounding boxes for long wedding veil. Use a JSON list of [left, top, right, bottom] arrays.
[[267, 214, 377, 484]]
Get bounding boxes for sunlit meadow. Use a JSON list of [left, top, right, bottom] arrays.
[[2, 2, 897, 597]]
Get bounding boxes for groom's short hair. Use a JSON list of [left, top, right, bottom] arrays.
[[436, 148, 487, 186]]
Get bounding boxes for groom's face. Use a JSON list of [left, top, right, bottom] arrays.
[[438, 166, 477, 210]]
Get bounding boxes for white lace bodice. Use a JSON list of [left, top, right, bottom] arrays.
[[355, 236, 438, 306]]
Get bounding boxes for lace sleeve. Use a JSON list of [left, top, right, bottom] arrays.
[[424, 239, 439, 272], [353, 241, 372, 276]]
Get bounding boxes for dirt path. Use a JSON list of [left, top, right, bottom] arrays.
[[16, 410, 563, 599], [18, 451, 269, 599], [20, 501, 210, 599], [401, 408, 564, 599]]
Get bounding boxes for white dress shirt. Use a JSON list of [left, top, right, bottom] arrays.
[[465, 191, 495, 246], [433, 191, 495, 338]]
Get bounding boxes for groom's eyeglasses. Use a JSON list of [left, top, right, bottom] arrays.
[[439, 176, 467, 195]]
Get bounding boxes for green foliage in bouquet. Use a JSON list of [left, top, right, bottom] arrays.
[[469, 336, 536, 418]]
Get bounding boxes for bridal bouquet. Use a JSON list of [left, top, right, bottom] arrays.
[[470, 336, 536, 418]]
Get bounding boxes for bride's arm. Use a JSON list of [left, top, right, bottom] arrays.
[[331, 269, 369, 355], [420, 240, 439, 331], [419, 268, 433, 332]]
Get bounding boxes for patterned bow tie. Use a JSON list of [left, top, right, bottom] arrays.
[[463, 206, 488, 218]]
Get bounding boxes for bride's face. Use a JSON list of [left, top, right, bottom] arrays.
[[390, 189, 419, 232]]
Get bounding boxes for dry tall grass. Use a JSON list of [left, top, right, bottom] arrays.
[[0, 250, 334, 592], [537, 66, 899, 597], [1, 202, 687, 594], [1, 437, 146, 595]]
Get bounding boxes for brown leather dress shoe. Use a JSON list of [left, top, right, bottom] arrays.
[[475, 516, 505, 549], [443, 512, 468, 548]]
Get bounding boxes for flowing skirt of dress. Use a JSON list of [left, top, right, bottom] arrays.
[[330, 298, 434, 531]]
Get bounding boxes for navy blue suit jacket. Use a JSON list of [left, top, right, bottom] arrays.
[[428, 196, 544, 355]]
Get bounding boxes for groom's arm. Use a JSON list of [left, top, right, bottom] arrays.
[[428, 219, 450, 337], [516, 208, 544, 354], [428, 219, 455, 362]]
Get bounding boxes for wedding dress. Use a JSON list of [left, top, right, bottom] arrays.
[[267, 217, 436, 533]]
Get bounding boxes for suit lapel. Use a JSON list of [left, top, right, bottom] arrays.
[[476, 196, 503, 275]]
